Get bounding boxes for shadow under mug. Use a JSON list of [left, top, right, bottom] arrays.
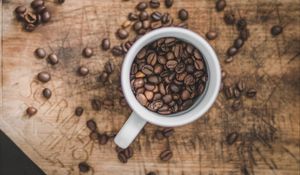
[[115, 27, 221, 149]]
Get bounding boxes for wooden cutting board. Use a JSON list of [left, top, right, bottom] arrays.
[[1, 0, 299, 174]]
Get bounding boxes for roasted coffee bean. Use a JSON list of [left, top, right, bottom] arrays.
[[78, 162, 90, 172], [133, 21, 143, 31], [148, 100, 163, 111], [82, 47, 93, 58], [170, 83, 181, 93], [271, 25, 283, 36], [162, 128, 174, 137], [148, 75, 160, 84], [37, 71, 51, 82], [165, 0, 173, 8], [233, 88, 241, 98], [122, 20, 132, 28], [151, 11, 162, 21], [226, 132, 239, 145], [124, 147, 134, 158], [15, 6, 26, 15], [181, 90, 190, 100], [24, 12, 37, 24], [118, 152, 128, 163], [153, 93, 162, 100], [206, 31, 218, 40], [35, 5, 47, 14], [234, 38, 244, 49], [178, 9, 189, 21], [24, 23, 36, 32], [41, 11, 51, 23], [166, 60, 177, 69], [194, 60, 204, 70], [78, 66, 89, 76], [89, 131, 98, 140], [184, 74, 195, 85], [224, 12, 235, 25], [117, 29, 129, 39], [227, 47, 238, 56], [151, 21, 162, 29], [161, 13, 173, 26], [99, 72, 108, 82], [216, 0, 226, 11], [75, 106, 84, 116], [144, 90, 154, 100], [128, 12, 139, 21], [239, 29, 250, 41], [136, 93, 148, 106], [162, 94, 172, 103], [42, 88, 51, 99], [47, 53, 59, 65], [146, 52, 157, 65], [224, 86, 233, 99], [91, 99, 101, 111], [150, 0, 160, 8], [35, 48, 46, 58], [136, 2, 148, 11], [154, 129, 164, 140], [86, 119, 97, 131], [98, 134, 108, 145], [182, 99, 193, 110], [186, 64, 195, 73], [236, 18, 247, 31], [159, 149, 173, 161], [57, 0, 65, 4], [101, 38, 110, 50], [26, 107, 37, 116], [112, 46, 124, 56], [105, 61, 114, 74], [139, 11, 149, 21], [143, 20, 151, 29], [246, 88, 257, 98], [147, 172, 157, 175], [232, 99, 242, 111], [31, 0, 44, 9], [237, 80, 245, 92]]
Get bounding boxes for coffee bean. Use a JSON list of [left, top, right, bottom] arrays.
[[75, 106, 84, 116], [91, 99, 101, 111], [136, 2, 148, 11], [89, 131, 98, 140], [82, 47, 93, 58], [139, 11, 149, 21], [42, 88, 51, 99], [170, 83, 181, 93], [111, 45, 123, 56], [24, 23, 36, 32], [181, 90, 190, 100], [105, 61, 114, 74], [57, 0, 65, 4], [224, 12, 235, 25], [35, 48, 46, 58], [24, 12, 37, 24], [178, 9, 189, 21], [232, 100, 242, 111], [227, 47, 238, 57], [26, 106, 37, 116], [234, 38, 244, 49], [154, 129, 164, 140], [101, 38, 110, 50], [206, 31, 218, 40], [124, 146, 133, 158], [47, 53, 59, 65], [226, 132, 239, 145], [181, 99, 193, 110], [146, 53, 157, 66], [166, 60, 177, 69], [159, 149, 173, 161], [151, 11, 162, 21], [122, 20, 132, 28], [164, 0, 173, 8], [98, 134, 108, 145], [78, 162, 90, 173], [31, 0, 44, 9], [118, 152, 128, 163], [237, 18, 247, 31], [246, 88, 257, 98], [144, 90, 154, 100], [162, 94, 172, 103], [41, 11, 51, 23], [128, 12, 139, 21], [86, 119, 97, 131], [216, 0, 226, 11], [148, 100, 163, 111], [162, 128, 174, 137], [239, 29, 250, 41], [233, 88, 241, 98], [78, 66, 89, 76], [150, 0, 160, 8], [237, 80, 245, 92], [99, 72, 109, 82], [35, 5, 47, 14], [147, 172, 157, 175], [151, 21, 162, 29], [15, 6, 26, 15], [224, 86, 233, 99], [148, 75, 160, 84], [37, 71, 51, 82], [136, 93, 148, 106], [271, 25, 283, 36]]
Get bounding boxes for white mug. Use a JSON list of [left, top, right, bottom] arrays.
[[114, 27, 221, 148]]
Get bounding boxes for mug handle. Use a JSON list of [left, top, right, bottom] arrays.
[[114, 112, 147, 149]]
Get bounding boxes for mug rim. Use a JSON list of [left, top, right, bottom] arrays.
[[121, 27, 221, 127]]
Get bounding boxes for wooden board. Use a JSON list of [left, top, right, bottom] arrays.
[[1, 0, 300, 174]]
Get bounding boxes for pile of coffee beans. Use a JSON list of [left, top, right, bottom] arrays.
[[130, 37, 207, 114], [14, 0, 53, 32]]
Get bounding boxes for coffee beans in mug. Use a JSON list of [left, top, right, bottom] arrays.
[[130, 37, 207, 115]]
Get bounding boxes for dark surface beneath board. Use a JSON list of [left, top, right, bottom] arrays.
[[0, 130, 46, 175]]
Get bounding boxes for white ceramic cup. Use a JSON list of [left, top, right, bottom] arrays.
[[114, 27, 221, 148]]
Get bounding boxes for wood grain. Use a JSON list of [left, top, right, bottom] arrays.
[[1, 0, 300, 175]]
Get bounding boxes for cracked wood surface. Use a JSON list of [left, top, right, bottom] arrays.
[[1, 0, 300, 175]]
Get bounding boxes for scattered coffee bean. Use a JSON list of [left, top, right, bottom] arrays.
[[37, 71, 51, 82], [124, 146, 134, 158], [31, 0, 44, 9], [246, 88, 257, 98], [226, 132, 239, 145], [91, 99, 101, 111], [151, 11, 162, 21], [147, 172, 157, 175], [117, 29, 129, 39], [271, 25, 283, 36], [139, 11, 149, 21], [112, 46, 124, 56], [159, 149, 173, 161], [75, 106, 84, 116], [35, 48, 46, 58], [122, 20, 132, 28], [227, 47, 238, 57], [105, 61, 114, 74], [24, 12, 37, 24], [206, 31, 218, 40], [128, 12, 139, 21], [232, 99, 242, 111], [86, 119, 97, 131], [42, 88, 52, 99], [98, 133, 109, 145], [224, 12, 235, 25], [236, 18, 247, 31], [239, 29, 250, 41], [216, 0, 226, 12], [162, 128, 174, 137], [26, 106, 37, 116], [35, 5, 47, 14], [154, 129, 164, 140], [82, 47, 93, 58], [118, 151, 128, 163], [236, 80, 245, 92], [233, 88, 241, 98], [47, 53, 59, 65], [15, 6, 27, 15], [164, 0, 173, 8], [41, 11, 51, 23], [178, 9, 189, 21], [150, 0, 160, 8], [24, 23, 36, 32], [78, 162, 90, 173], [99, 72, 109, 82], [234, 38, 244, 49], [101, 38, 110, 50], [78, 66, 89, 76], [136, 2, 148, 11], [224, 86, 233, 99]]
